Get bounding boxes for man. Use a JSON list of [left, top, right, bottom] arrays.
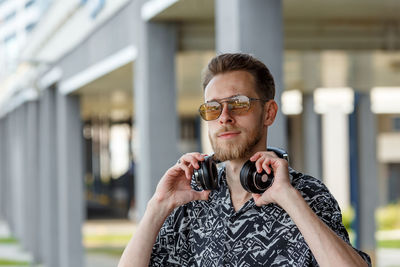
[[119, 53, 371, 266]]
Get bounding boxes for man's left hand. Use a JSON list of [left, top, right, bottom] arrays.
[[249, 151, 294, 206]]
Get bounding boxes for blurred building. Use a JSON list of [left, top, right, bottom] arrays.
[[0, 0, 400, 266], [0, 0, 51, 75]]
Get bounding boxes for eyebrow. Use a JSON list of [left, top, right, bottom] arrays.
[[206, 94, 241, 103]]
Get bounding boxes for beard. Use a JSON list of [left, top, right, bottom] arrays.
[[209, 115, 264, 162]]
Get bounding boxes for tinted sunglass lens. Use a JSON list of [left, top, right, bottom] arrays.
[[230, 96, 250, 113], [199, 102, 221, 121]]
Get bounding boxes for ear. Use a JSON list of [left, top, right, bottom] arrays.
[[263, 100, 278, 126]]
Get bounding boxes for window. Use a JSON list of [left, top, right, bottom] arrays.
[[4, 33, 18, 69], [4, 33, 16, 43], [25, 22, 36, 33], [25, 0, 36, 8], [90, 0, 105, 19], [5, 10, 16, 22]]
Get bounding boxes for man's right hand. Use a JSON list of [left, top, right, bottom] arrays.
[[150, 152, 211, 216], [118, 152, 211, 267]]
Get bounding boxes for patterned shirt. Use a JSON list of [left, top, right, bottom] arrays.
[[150, 168, 371, 266]]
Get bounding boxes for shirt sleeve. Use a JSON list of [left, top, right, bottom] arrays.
[[292, 172, 372, 266], [149, 209, 177, 266]]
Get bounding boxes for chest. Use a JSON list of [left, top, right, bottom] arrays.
[[175, 203, 313, 266]]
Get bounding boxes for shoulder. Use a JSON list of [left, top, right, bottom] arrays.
[[290, 168, 327, 192], [289, 168, 350, 237], [289, 168, 336, 206], [289, 168, 343, 223]]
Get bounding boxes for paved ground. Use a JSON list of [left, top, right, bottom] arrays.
[[377, 248, 400, 267], [83, 219, 135, 267], [0, 221, 32, 264], [86, 253, 120, 267], [1, 219, 400, 267]]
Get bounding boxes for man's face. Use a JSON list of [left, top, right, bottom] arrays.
[[204, 70, 268, 162]]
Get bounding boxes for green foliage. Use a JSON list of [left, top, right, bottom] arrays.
[[86, 247, 125, 257], [0, 237, 17, 244], [378, 239, 400, 248], [376, 201, 400, 230], [0, 259, 29, 265], [342, 206, 355, 232], [342, 202, 400, 231], [84, 234, 131, 243]]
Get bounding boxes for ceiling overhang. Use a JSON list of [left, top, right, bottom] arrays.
[[142, 0, 400, 50]]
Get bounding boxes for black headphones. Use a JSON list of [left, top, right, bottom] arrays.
[[192, 147, 289, 194]]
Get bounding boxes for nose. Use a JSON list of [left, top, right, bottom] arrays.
[[218, 103, 234, 124]]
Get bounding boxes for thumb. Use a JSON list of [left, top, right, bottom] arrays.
[[192, 190, 211, 201], [252, 193, 263, 206]]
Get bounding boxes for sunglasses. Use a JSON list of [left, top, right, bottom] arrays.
[[198, 94, 269, 121]]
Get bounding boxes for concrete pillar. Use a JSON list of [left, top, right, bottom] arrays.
[[6, 113, 13, 228], [322, 111, 350, 210], [8, 107, 26, 241], [314, 88, 354, 210], [0, 117, 5, 219], [38, 87, 59, 267], [301, 52, 322, 179], [18, 104, 29, 250], [56, 91, 84, 267], [215, 0, 286, 149], [317, 52, 352, 210], [134, 21, 179, 218], [24, 100, 41, 262], [8, 110, 21, 233], [301, 52, 322, 93], [3, 115, 12, 224], [303, 94, 322, 179], [357, 93, 378, 261], [7, 112, 15, 229]]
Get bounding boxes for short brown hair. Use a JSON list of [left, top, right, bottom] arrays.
[[202, 53, 275, 100]]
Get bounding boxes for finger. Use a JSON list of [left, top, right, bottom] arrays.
[[178, 163, 192, 179], [255, 156, 266, 173], [274, 158, 289, 169], [266, 158, 288, 176], [252, 193, 261, 201], [190, 154, 206, 170], [190, 158, 201, 170], [262, 160, 272, 174], [194, 153, 206, 161], [253, 193, 271, 207], [252, 193, 264, 207], [250, 152, 263, 162], [167, 164, 185, 176], [180, 153, 205, 169], [190, 190, 210, 201]]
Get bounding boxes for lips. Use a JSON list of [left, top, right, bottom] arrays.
[[217, 131, 241, 139]]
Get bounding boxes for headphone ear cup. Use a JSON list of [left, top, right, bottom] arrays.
[[240, 160, 274, 194], [193, 156, 218, 190], [240, 160, 253, 193]]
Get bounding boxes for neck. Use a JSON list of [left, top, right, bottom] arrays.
[[225, 140, 267, 201], [225, 157, 253, 203], [225, 160, 252, 211]]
